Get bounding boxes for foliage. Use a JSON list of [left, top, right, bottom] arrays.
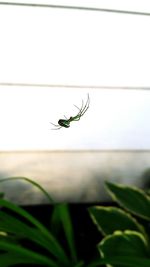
[[89, 181, 150, 267], [0, 178, 150, 266], [0, 177, 79, 267]]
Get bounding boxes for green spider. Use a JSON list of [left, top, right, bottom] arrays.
[[51, 94, 90, 130]]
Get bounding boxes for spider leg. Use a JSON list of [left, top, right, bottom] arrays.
[[79, 93, 90, 117], [51, 126, 62, 130], [74, 99, 84, 113], [50, 122, 62, 130], [71, 94, 90, 122], [73, 99, 84, 120], [50, 122, 60, 127]]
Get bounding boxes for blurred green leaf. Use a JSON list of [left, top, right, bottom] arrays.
[[89, 206, 146, 238], [0, 177, 53, 203], [99, 230, 149, 267], [0, 241, 58, 267], [50, 204, 62, 235], [73, 261, 84, 267], [105, 181, 150, 221], [87, 256, 150, 267], [55, 204, 77, 263], [0, 209, 67, 257], [0, 192, 4, 198], [0, 198, 69, 265], [0, 253, 40, 267]]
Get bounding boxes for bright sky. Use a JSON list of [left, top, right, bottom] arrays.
[[0, 1, 150, 150]]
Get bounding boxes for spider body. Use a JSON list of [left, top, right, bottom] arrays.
[[58, 119, 70, 128], [51, 94, 90, 130]]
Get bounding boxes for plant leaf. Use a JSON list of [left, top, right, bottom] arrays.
[[0, 241, 59, 267], [0, 209, 67, 257], [99, 230, 149, 267], [0, 176, 53, 203], [73, 261, 85, 267], [0, 253, 39, 267], [57, 204, 77, 263], [89, 206, 147, 238], [105, 181, 150, 221], [87, 256, 150, 267], [0, 192, 4, 198], [0, 198, 69, 265]]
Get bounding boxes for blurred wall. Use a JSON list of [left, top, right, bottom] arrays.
[[0, 151, 150, 204]]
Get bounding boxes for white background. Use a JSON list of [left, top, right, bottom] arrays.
[[0, 1, 150, 150], [0, 87, 149, 150]]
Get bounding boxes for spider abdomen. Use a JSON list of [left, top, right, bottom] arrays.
[[58, 119, 70, 128]]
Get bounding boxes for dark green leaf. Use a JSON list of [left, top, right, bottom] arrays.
[[57, 204, 77, 262], [0, 192, 4, 198], [0, 210, 65, 257], [89, 206, 146, 237], [87, 256, 150, 267], [0, 241, 58, 267], [0, 198, 69, 265], [99, 230, 149, 267], [105, 181, 150, 221]]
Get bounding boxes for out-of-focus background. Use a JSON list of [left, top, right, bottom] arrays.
[[0, 0, 150, 204]]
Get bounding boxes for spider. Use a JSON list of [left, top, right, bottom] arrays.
[[50, 94, 90, 130]]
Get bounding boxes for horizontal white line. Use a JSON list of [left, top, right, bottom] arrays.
[[0, 150, 150, 153], [0, 83, 150, 90]]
